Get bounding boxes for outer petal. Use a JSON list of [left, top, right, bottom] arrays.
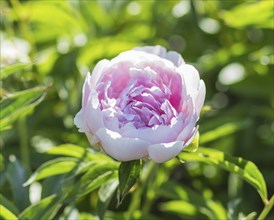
[[74, 109, 85, 132], [134, 45, 184, 67], [178, 64, 200, 100], [96, 128, 149, 161], [90, 59, 110, 89], [122, 125, 179, 144], [85, 92, 104, 134], [148, 141, 185, 163], [195, 80, 206, 116]]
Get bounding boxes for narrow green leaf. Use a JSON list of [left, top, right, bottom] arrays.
[[0, 63, 31, 80], [0, 205, 18, 220], [159, 181, 227, 219], [183, 132, 199, 152], [118, 160, 141, 205], [24, 157, 79, 186], [6, 157, 30, 211], [47, 144, 113, 162], [97, 179, 119, 220], [0, 194, 19, 216], [63, 162, 118, 203], [18, 194, 61, 220], [78, 163, 118, 198], [179, 147, 268, 203], [200, 121, 250, 144], [160, 200, 198, 216], [0, 154, 4, 171], [0, 86, 47, 130]]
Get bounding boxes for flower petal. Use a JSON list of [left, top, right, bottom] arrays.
[[166, 51, 185, 67], [90, 59, 110, 89], [84, 92, 104, 135], [74, 109, 85, 132], [96, 128, 149, 161], [122, 125, 178, 144], [148, 141, 185, 163], [134, 45, 184, 67], [195, 80, 206, 116], [178, 64, 200, 100]]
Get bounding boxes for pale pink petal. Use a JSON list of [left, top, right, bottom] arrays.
[[84, 92, 104, 135], [185, 126, 199, 146], [122, 123, 181, 144], [178, 64, 200, 100], [166, 51, 185, 67], [195, 80, 206, 116], [134, 45, 184, 67], [134, 45, 167, 58], [96, 128, 149, 161], [74, 109, 85, 132], [90, 59, 110, 89], [148, 141, 185, 163], [176, 117, 196, 141]]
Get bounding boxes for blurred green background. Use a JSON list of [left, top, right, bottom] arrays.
[[1, 0, 273, 219]]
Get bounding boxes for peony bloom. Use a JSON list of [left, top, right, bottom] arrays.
[[74, 46, 205, 163]]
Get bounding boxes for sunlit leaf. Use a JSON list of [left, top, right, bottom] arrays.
[[77, 163, 118, 198], [0, 205, 18, 220], [0, 86, 47, 130], [24, 157, 79, 186], [200, 120, 250, 144], [0, 63, 31, 80], [160, 200, 198, 216], [47, 144, 113, 162], [221, 1, 274, 29], [0, 194, 19, 216], [63, 162, 118, 203], [18, 194, 61, 220], [117, 160, 141, 205], [179, 147, 268, 203]]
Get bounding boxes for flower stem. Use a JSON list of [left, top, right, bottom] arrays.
[[18, 117, 30, 171], [126, 160, 156, 220], [258, 194, 274, 220]]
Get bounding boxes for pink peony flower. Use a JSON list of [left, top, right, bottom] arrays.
[[74, 46, 205, 163]]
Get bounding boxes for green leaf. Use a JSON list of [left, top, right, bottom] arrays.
[[77, 163, 118, 198], [0, 205, 18, 220], [183, 132, 199, 152], [0, 63, 31, 80], [0, 154, 4, 171], [200, 120, 250, 144], [118, 160, 141, 205], [159, 181, 227, 219], [6, 157, 30, 211], [179, 147, 268, 203], [47, 144, 113, 162], [24, 157, 79, 186], [221, 1, 274, 29], [63, 162, 118, 203], [0, 194, 20, 216], [0, 86, 47, 130], [97, 179, 119, 220], [18, 194, 61, 220], [160, 200, 198, 216]]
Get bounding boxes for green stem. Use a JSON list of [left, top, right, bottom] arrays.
[[18, 117, 30, 171], [258, 194, 274, 220], [126, 161, 156, 220]]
